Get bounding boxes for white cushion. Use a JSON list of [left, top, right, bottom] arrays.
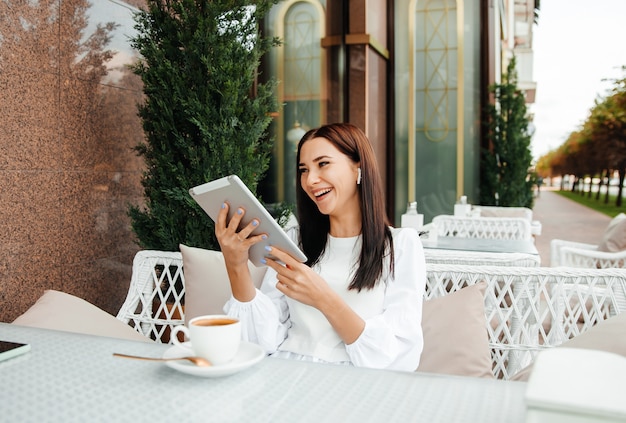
[[417, 282, 493, 378], [12, 290, 151, 343], [179, 244, 266, 324], [525, 348, 626, 421]]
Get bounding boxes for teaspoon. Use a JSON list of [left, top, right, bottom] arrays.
[[113, 352, 212, 367]]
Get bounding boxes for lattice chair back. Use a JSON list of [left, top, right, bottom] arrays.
[[550, 239, 626, 268], [425, 264, 626, 380], [116, 251, 185, 343], [431, 215, 532, 241], [424, 249, 540, 267]]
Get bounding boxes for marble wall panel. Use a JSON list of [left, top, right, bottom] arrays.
[[87, 0, 141, 91], [0, 69, 62, 170], [0, 0, 61, 75], [0, 174, 64, 319], [0, 172, 64, 257], [1, 0, 146, 323], [58, 170, 140, 264]]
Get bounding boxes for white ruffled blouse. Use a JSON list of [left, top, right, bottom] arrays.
[[224, 226, 426, 371]]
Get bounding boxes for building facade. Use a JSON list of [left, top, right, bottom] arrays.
[[0, 0, 536, 321], [260, 0, 536, 223]]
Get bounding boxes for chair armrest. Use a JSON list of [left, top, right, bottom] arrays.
[[550, 239, 597, 267], [531, 220, 542, 236], [560, 246, 626, 269]]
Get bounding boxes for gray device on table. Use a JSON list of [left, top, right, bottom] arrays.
[[0, 341, 31, 362], [189, 175, 307, 267]]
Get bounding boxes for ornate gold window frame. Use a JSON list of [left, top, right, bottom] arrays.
[[407, 0, 465, 201]]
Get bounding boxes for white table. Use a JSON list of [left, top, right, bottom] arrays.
[[0, 323, 528, 422]]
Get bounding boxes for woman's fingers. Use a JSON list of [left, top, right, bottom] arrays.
[[238, 218, 262, 241], [215, 202, 229, 234], [217, 203, 265, 242], [227, 205, 245, 231], [264, 245, 299, 268]]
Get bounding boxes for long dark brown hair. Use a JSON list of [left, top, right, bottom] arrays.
[[295, 123, 394, 291]]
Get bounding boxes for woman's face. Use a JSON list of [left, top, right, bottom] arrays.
[[298, 137, 360, 217]]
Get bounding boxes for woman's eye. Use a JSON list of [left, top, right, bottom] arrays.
[[298, 168, 308, 174], [318, 161, 329, 168]]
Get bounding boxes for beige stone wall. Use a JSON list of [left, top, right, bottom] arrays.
[[0, 0, 146, 321]]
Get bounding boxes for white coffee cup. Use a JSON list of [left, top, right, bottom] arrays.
[[170, 315, 241, 365]]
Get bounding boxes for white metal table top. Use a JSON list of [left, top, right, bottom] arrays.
[[0, 323, 528, 423]]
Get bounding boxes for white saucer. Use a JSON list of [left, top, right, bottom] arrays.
[[163, 341, 265, 378]]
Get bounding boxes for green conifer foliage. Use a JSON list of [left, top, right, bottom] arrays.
[[128, 0, 280, 251], [480, 57, 535, 208]]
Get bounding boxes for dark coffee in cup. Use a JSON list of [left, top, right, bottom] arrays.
[[193, 318, 238, 327]]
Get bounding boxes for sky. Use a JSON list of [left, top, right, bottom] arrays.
[[529, 0, 626, 160]]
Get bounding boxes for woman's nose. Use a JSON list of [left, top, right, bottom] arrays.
[[305, 169, 320, 185]]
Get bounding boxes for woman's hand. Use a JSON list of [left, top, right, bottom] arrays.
[[215, 203, 265, 263], [215, 202, 267, 301], [264, 245, 366, 344], [262, 246, 334, 310]]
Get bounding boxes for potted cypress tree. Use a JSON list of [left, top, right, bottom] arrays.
[[480, 57, 535, 208], [128, 0, 281, 252]]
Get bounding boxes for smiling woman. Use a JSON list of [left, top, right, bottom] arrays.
[[214, 123, 428, 372]]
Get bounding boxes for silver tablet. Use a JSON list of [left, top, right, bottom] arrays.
[[189, 175, 307, 267]]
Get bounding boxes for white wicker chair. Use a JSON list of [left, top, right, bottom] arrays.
[[424, 249, 540, 267], [550, 239, 626, 268], [426, 264, 626, 379], [116, 250, 185, 343], [478, 205, 542, 236], [431, 215, 533, 241], [117, 251, 626, 380]]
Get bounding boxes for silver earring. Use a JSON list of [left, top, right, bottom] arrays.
[[357, 168, 362, 185]]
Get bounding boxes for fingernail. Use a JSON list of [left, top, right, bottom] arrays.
[[252, 220, 258, 227], [221, 203, 226, 209], [264, 246, 272, 252], [237, 208, 243, 215], [262, 234, 267, 240], [260, 258, 267, 265]]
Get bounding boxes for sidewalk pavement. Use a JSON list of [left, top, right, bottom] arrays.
[[532, 188, 611, 266]]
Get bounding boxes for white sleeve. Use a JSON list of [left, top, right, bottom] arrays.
[[344, 228, 426, 371], [223, 263, 291, 354]]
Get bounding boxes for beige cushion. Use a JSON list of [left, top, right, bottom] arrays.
[[12, 290, 151, 343], [417, 282, 493, 378], [480, 206, 532, 221], [511, 311, 626, 381], [179, 244, 267, 324], [597, 213, 626, 252]]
